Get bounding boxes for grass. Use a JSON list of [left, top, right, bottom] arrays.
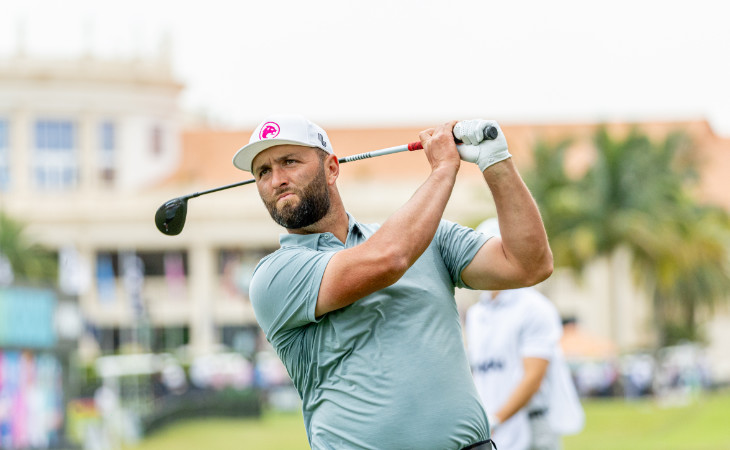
[[124, 390, 730, 450], [123, 410, 310, 450], [563, 390, 730, 450]]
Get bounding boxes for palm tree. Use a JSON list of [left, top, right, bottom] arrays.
[[524, 138, 597, 270], [641, 205, 730, 344], [0, 211, 57, 284], [523, 126, 730, 346]]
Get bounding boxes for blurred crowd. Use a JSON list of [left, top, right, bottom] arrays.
[[65, 349, 293, 449], [0, 338, 720, 450], [568, 342, 714, 401]]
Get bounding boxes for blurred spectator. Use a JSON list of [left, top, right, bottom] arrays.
[[573, 360, 619, 397], [465, 219, 584, 449], [91, 384, 119, 450], [254, 351, 291, 388], [466, 287, 585, 450], [620, 353, 655, 399], [189, 353, 253, 391], [160, 360, 188, 395], [560, 318, 620, 398], [654, 343, 712, 404]]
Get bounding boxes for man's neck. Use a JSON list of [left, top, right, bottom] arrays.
[[287, 198, 350, 244]]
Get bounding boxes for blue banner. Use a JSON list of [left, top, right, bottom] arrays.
[[0, 287, 57, 349]]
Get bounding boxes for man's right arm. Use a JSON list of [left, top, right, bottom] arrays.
[[493, 357, 549, 424], [315, 121, 461, 317]]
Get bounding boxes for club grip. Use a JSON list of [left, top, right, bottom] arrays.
[[454, 125, 499, 144], [409, 125, 499, 150], [483, 125, 499, 140]]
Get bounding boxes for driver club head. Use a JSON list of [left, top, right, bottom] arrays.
[[155, 197, 188, 236]]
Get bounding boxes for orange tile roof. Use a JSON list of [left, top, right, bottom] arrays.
[[168, 120, 730, 210]]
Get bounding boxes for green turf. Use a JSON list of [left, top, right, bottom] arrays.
[[123, 410, 310, 450], [563, 391, 730, 450], [124, 390, 730, 450]]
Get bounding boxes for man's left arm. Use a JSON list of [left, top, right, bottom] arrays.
[[457, 120, 553, 289]]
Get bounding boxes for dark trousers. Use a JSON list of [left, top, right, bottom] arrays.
[[462, 438, 498, 450]]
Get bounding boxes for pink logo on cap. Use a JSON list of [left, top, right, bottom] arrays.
[[259, 122, 280, 140]]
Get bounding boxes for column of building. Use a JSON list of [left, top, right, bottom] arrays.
[[9, 108, 30, 197], [79, 112, 97, 194], [188, 244, 216, 355]]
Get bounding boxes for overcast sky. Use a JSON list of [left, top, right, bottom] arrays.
[[2, 0, 729, 135]]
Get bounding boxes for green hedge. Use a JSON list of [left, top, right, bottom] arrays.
[[142, 388, 263, 436]]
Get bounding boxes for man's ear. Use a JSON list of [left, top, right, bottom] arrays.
[[325, 153, 339, 185]]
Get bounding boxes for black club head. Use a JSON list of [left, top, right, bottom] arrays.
[[155, 197, 188, 236]]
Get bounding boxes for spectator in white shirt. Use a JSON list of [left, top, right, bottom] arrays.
[[465, 218, 584, 450]]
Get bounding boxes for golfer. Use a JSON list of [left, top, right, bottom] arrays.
[[233, 114, 553, 449]]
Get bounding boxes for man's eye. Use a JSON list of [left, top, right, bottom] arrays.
[[285, 159, 297, 165], [258, 168, 270, 177]]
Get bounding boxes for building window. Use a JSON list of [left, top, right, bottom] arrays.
[[33, 120, 78, 190], [96, 327, 126, 353], [99, 121, 116, 186], [96, 250, 189, 278], [218, 248, 274, 297], [219, 325, 258, 356], [152, 326, 190, 352], [0, 120, 8, 191], [96, 250, 189, 306], [151, 126, 163, 156]]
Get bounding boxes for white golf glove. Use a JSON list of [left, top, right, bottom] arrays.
[[453, 119, 511, 172]]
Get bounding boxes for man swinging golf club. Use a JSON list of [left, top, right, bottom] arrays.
[[233, 114, 553, 449]]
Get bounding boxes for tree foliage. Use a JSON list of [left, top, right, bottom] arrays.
[[0, 211, 57, 284], [524, 126, 730, 345]]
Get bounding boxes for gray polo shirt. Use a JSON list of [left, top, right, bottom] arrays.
[[250, 214, 490, 449]]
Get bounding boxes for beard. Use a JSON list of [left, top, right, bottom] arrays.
[[264, 165, 331, 229]]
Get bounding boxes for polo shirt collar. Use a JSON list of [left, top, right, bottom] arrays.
[[278, 212, 363, 250]]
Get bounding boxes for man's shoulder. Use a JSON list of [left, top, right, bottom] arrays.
[[513, 288, 562, 325], [256, 245, 317, 270], [249, 244, 333, 306]]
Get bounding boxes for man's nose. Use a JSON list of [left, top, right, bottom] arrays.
[[270, 166, 289, 187]]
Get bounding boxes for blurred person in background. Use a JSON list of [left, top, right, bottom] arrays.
[[233, 115, 553, 449], [465, 218, 583, 450]]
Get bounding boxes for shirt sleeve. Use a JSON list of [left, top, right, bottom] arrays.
[[435, 220, 490, 289], [249, 246, 335, 346], [519, 291, 562, 360]]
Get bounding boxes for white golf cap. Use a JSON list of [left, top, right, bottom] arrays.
[[232, 114, 334, 173], [475, 217, 501, 238]]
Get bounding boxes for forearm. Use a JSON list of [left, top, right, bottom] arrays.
[[317, 166, 457, 315], [316, 122, 461, 315], [484, 159, 553, 284], [495, 378, 541, 423], [495, 357, 548, 422]]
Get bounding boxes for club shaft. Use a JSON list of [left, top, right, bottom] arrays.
[[181, 125, 497, 199], [185, 178, 255, 199], [338, 142, 421, 164], [183, 142, 422, 199]]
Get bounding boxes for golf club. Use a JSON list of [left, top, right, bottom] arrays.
[[155, 125, 498, 235]]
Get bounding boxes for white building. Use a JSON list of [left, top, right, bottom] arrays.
[[3, 52, 730, 383], [0, 52, 233, 359]]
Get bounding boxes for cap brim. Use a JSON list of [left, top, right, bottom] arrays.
[[232, 139, 316, 173]]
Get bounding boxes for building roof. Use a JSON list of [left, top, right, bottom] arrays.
[[169, 120, 730, 210], [0, 55, 183, 90]]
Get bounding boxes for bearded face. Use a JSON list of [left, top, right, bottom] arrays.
[[263, 159, 331, 229]]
